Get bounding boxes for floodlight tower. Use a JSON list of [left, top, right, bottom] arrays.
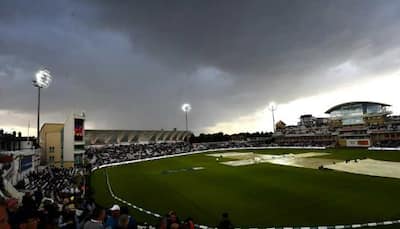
[[32, 69, 52, 146], [181, 103, 192, 131], [269, 102, 277, 132]]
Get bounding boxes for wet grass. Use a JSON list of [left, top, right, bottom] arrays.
[[91, 148, 400, 227]]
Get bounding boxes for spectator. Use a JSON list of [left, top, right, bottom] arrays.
[[58, 204, 77, 229], [218, 213, 234, 229], [105, 204, 120, 229], [120, 206, 136, 229], [0, 198, 10, 229], [167, 211, 180, 229], [183, 217, 195, 229], [18, 193, 39, 229], [170, 223, 180, 229], [84, 207, 106, 229], [116, 215, 129, 229], [37, 199, 59, 229], [6, 198, 19, 229]]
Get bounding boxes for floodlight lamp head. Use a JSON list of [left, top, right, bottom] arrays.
[[182, 103, 191, 112], [33, 69, 52, 88]]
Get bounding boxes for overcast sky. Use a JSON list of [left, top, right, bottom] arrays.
[[1, 0, 400, 135]]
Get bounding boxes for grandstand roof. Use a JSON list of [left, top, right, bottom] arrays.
[[325, 101, 390, 114], [85, 129, 192, 145]]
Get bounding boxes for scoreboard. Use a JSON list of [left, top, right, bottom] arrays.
[[74, 118, 84, 141]]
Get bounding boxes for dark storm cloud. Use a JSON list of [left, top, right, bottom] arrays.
[[85, 1, 400, 78], [1, 0, 400, 133]]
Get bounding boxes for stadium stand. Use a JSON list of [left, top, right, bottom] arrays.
[[1, 116, 400, 229], [274, 102, 400, 148], [0, 167, 93, 229], [87, 142, 193, 168], [85, 130, 192, 145], [86, 141, 271, 169]]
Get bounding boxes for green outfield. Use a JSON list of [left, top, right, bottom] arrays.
[[90, 148, 400, 228]]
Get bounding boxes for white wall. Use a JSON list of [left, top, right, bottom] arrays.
[[63, 113, 86, 165], [63, 114, 75, 163], [20, 140, 34, 150]]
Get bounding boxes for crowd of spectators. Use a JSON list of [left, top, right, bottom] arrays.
[[368, 123, 400, 148], [0, 167, 97, 229], [372, 141, 400, 148], [87, 141, 269, 168], [83, 204, 138, 229], [21, 168, 83, 196], [87, 143, 193, 168], [0, 196, 234, 229], [83, 205, 234, 229], [276, 142, 333, 147]]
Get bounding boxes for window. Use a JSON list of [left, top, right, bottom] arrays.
[[74, 154, 82, 165], [74, 119, 84, 141], [49, 156, 54, 163], [342, 117, 364, 125], [49, 146, 55, 153], [74, 145, 84, 150], [366, 104, 382, 114]]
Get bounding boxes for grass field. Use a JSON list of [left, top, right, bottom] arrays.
[[91, 148, 400, 228]]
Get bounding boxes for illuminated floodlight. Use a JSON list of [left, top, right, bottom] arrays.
[[182, 103, 192, 112], [32, 68, 53, 147], [182, 103, 191, 131], [33, 69, 52, 88]]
